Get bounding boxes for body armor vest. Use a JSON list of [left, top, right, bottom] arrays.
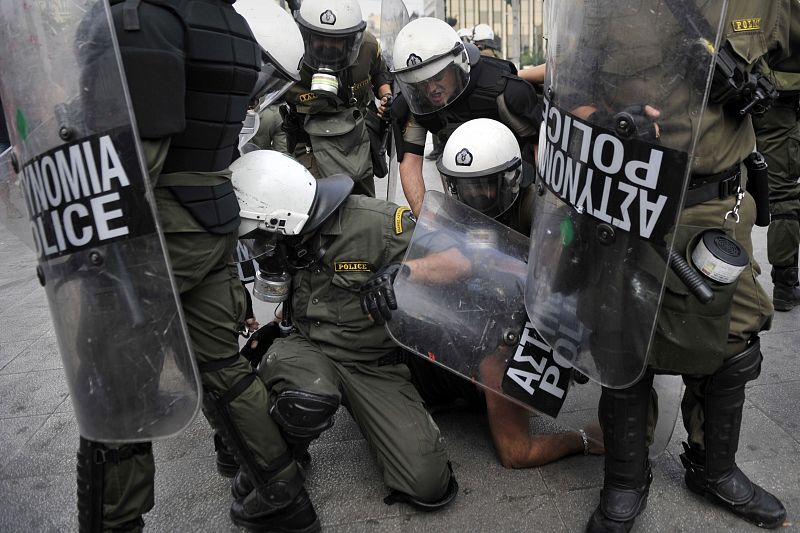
[[112, 0, 260, 173], [415, 57, 516, 146]]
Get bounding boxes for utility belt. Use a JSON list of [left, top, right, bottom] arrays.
[[684, 164, 740, 208]]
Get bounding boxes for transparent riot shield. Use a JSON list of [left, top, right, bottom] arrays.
[[525, 1, 728, 388], [388, 191, 681, 453], [0, 1, 199, 441], [380, 0, 409, 202]]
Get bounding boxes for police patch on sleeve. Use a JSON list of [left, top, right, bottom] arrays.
[[334, 261, 373, 272], [394, 206, 412, 234]]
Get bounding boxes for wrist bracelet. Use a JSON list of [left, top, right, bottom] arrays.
[[578, 429, 589, 456]]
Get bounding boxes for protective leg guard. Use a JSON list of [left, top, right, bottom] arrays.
[[771, 267, 800, 312], [214, 432, 240, 478], [203, 385, 319, 532], [77, 437, 151, 533], [270, 388, 339, 467], [680, 339, 786, 529], [586, 373, 654, 533], [383, 462, 459, 512]]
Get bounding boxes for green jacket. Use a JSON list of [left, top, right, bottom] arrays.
[[286, 31, 390, 116], [291, 195, 415, 362]]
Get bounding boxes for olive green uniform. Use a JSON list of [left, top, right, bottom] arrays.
[[251, 103, 288, 153], [259, 195, 451, 502], [285, 32, 391, 197], [102, 139, 297, 529], [754, 96, 800, 269]]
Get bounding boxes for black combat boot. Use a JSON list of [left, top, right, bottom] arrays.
[[214, 432, 239, 478], [230, 463, 320, 533], [771, 267, 800, 311], [680, 340, 786, 529], [586, 373, 653, 533]]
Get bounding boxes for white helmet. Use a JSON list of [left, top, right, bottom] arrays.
[[437, 119, 522, 218], [236, 0, 304, 107], [457, 27, 473, 43], [391, 18, 473, 115], [471, 23, 496, 47], [295, 0, 366, 72], [231, 150, 354, 238]]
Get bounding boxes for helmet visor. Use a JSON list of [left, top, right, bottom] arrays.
[[298, 25, 364, 71], [395, 63, 470, 115], [237, 232, 279, 263], [439, 166, 521, 218], [253, 61, 295, 108]]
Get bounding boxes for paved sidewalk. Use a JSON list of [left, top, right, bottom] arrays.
[[0, 150, 798, 531]]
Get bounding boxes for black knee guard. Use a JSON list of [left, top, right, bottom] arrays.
[[270, 388, 339, 444], [77, 437, 151, 533], [383, 462, 459, 512]]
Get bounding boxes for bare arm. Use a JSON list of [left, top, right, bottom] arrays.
[[405, 248, 472, 284], [478, 352, 604, 468], [519, 63, 546, 85], [399, 152, 426, 216]]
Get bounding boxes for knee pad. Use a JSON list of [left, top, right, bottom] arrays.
[[709, 338, 762, 394], [270, 388, 339, 443]]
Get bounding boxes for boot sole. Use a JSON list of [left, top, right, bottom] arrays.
[[684, 475, 785, 529], [229, 513, 320, 533]]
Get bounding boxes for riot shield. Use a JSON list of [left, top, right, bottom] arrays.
[[387, 191, 681, 453], [380, 0, 410, 202], [0, 1, 200, 441], [525, 1, 728, 388]]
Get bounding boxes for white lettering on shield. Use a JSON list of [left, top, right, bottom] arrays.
[[537, 101, 668, 240], [21, 135, 131, 258]]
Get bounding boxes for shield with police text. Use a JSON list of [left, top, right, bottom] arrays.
[[525, 1, 728, 388], [0, 1, 200, 441], [387, 191, 681, 453], [379, 0, 410, 202]]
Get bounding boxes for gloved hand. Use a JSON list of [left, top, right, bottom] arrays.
[[240, 322, 281, 368], [279, 103, 309, 153], [359, 263, 408, 325], [591, 104, 660, 143]]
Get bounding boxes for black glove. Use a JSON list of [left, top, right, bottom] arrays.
[[279, 103, 308, 153], [240, 322, 281, 368], [359, 263, 407, 325], [591, 105, 659, 143]]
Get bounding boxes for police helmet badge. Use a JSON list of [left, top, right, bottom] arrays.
[[320, 9, 336, 25], [406, 53, 423, 67], [455, 148, 473, 166]]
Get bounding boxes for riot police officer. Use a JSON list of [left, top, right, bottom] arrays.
[[282, 0, 393, 197], [567, 2, 800, 531], [389, 17, 540, 216], [365, 118, 604, 466], [471, 23, 502, 59], [74, 2, 319, 532], [229, 150, 459, 515], [753, 72, 800, 311]]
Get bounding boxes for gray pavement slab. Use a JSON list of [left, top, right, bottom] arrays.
[[1, 156, 799, 531]]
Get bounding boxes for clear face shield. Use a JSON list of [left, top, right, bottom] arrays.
[[253, 57, 297, 109], [393, 45, 471, 115], [298, 25, 365, 72], [438, 158, 522, 218]]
